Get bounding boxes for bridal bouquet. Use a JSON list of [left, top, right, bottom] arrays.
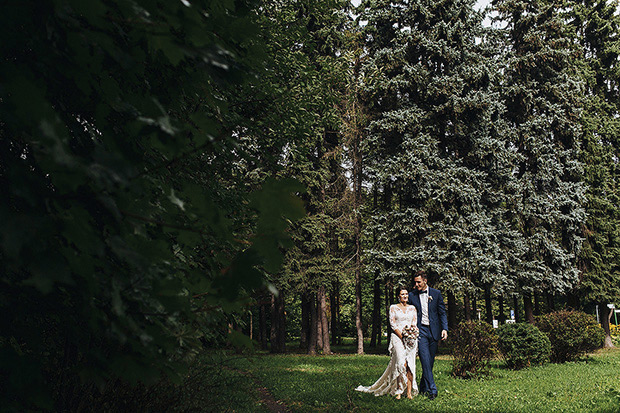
[[401, 325, 419, 349]]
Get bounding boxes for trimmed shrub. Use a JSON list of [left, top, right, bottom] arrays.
[[451, 321, 498, 379], [611, 324, 620, 346], [536, 310, 605, 362], [497, 323, 551, 369]]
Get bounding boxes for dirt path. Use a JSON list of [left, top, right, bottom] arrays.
[[254, 380, 290, 413], [228, 367, 291, 413]]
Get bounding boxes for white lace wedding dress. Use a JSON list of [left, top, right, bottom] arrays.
[[355, 304, 418, 397]]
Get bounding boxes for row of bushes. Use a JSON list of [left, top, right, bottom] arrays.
[[451, 310, 606, 378]]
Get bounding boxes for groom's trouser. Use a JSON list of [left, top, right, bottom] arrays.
[[418, 325, 438, 396]]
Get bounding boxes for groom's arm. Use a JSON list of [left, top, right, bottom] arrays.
[[437, 291, 448, 339]]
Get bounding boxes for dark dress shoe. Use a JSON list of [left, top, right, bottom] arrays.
[[428, 394, 437, 400]]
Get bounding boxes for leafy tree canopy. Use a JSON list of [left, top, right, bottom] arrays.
[[0, 0, 304, 409]]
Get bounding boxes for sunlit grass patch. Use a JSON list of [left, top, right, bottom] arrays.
[[227, 347, 620, 412], [285, 364, 327, 373]]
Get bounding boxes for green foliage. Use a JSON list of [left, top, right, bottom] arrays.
[[497, 323, 551, 369], [2, 0, 620, 408], [572, 0, 620, 310], [254, 0, 354, 351], [492, 0, 587, 299], [0, 0, 304, 410], [359, 0, 517, 298], [536, 310, 606, 363], [451, 321, 498, 379]]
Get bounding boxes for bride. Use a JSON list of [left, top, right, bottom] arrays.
[[356, 287, 418, 399]]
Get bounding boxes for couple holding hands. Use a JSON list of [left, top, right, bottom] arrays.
[[356, 270, 448, 400]]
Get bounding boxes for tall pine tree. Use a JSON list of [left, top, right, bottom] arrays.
[[571, 0, 620, 346], [492, 0, 587, 322], [360, 0, 512, 317]]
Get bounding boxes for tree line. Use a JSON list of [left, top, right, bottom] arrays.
[[1, 0, 619, 410], [254, 0, 620, 355]]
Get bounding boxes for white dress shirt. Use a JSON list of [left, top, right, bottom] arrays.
[[420, 289, 430, 325]]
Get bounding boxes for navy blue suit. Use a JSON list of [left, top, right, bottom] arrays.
[[408, 288, 448, 397]]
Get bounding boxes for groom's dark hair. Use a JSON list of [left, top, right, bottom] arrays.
[[414, 270, 427, 280]]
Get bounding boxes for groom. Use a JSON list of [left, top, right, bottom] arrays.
[[408, 270, 448, 400]]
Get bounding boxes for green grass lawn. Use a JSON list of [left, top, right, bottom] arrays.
[[216, 347, 620, 412]]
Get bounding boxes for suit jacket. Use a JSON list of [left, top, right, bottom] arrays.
[[408, 288, 449, 342]]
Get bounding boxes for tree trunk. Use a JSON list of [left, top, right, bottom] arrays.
[[317, 306, 324, 351], [355, 263, 364, 354], [534, 292, 541, 316], [248, 311, 253, 340], [447, 290, 457, 330], [370, 187, 381, 348], [566, 290, 580, 309], [523, 293, 535, 324], [300, 291, 310, 349], [277, 292, 287, 352], [513, 295, 520, 323], [330, 281, 340, 346], [308, 293, 318, 355], [498, 296, 506, 324], [472, 295, 478, 320], [546, 292, 555, 312], [484, 286, 493, 324], [316, 293, 323, 352], [318, 285, 331, 354], [353, 199, 363, 354], [270, 294, 277, 351], [259, 299, 268, 350], [351, 57, 364, 355], [370, 275, 382, 347], [270, 292, 286, 353], [464, 294, 472, 321], [385, 282, 392, 347], [600, 303, 616, 348]]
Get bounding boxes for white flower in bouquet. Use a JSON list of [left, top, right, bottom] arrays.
[[401, 325, 419, 349]]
